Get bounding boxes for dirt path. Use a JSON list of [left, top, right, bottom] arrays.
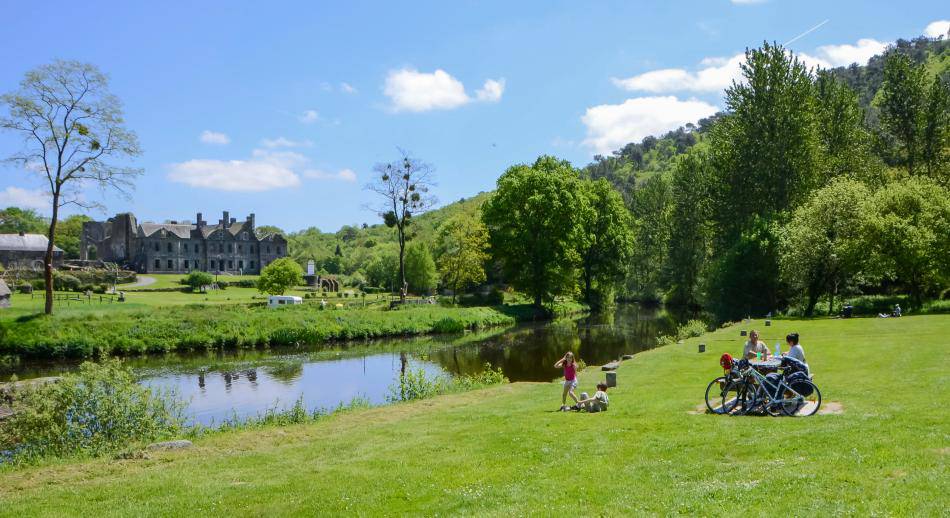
[[116, 275, 156, 289]]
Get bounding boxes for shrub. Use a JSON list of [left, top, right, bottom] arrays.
[[432, 317, 465, 333], [94, 284, 108, 294], [53, 273, 81, 292], [387, 368, 441, 402], [183, 270, 214, 292], [675, 319, 709, 340], [0, 359, 184, 464]]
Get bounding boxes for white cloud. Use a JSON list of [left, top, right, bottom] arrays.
[[199, 130, 230, 145], [815, 38, 888, 67], [303, 168, 357, 182], [383, 68, 505, 112], [299, 110, 320, 124], [613, 54, 744, 93], [581, 96, 718, 155], [168, 145, 356, 191], [0, 186, 49, 211], [384, 69, 470, 112], [340, 82, 357, 94], [925, 20, 950, 38], [260, 137, 313, 149], [475, 79, 506, 103]]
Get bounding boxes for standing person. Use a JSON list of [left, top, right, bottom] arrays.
[[554, 352, 580, 411], [743, 329, 769, 360]]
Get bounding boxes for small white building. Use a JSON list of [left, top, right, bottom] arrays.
[[268, 295, 302, 308]]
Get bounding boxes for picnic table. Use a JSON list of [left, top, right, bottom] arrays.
[[749, 359, 782, 372]]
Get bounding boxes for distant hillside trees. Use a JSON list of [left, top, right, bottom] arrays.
[[404, 242, 437, 295]]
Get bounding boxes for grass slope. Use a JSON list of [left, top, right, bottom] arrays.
[[0, 315, 946, 515]]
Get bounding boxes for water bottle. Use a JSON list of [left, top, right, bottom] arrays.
[[775, 342, 781, 358]]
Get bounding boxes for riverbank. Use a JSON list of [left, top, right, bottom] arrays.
[[0, 301, 588, 358], [1, 315, 945, 514]]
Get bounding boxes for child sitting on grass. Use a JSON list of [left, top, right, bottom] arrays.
[[575, 382, 609, 413]]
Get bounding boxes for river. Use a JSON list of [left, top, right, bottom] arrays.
[[2, 304, 691, 426]]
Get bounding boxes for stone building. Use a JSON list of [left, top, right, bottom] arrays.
[[0, 233, 64, 269], [80, 211, 288, 274]]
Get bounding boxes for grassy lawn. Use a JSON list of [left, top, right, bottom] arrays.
[[0, 315, 946, 515]]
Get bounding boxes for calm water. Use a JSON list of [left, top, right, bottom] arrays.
[[3, 305, 688, 425]]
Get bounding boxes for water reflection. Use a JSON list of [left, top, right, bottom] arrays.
[[4, 304, 689, 425]]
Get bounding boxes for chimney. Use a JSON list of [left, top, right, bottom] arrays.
[[247, 213, 256, 228], [230, 217, 236, 225], [222, 211, 229, 227], [196, 212, 204, 227]]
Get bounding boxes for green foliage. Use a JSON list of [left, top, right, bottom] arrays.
[[878, 53, 930, 176], [627, 174, 671, 301], [0, 206, 47, 234], [0, 359, 184, 464], [0, 305, 519, 357], [860, 177, 950, 307], [54, 214, 92, 259], [664, 150, 711, 306], [436, 213, 489, 302], [183, 270, 214, 292], [404, 241, 438, 295], [483, 156, 586, 307], [779, 179, 872, 316], [387, 364, 508, 402], [577, 178, 633, 307], [365, 252, 400, 291], [258, 257, 304, 295]]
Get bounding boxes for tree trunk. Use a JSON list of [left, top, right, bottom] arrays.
[[44, 192, 60, 315], [583, 266, 593, 305]]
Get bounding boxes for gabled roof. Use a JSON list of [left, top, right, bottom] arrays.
[[138, 223, 194, 239], [0, 234, 63, 253]]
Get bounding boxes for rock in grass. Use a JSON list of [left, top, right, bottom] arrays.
[[147, 440, 193, 451], [621, 354, 634, 360], [601, 361, 620, 371]]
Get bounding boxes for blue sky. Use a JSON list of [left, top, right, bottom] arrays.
[[1, 1, 946, 232]]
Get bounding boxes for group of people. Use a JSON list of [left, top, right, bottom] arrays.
[[554, 352, 609, 413], [743, 330, 808, 371]]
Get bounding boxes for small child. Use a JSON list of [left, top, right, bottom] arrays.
[[577, 382, 609, 413], [554, 352, 579, 411]]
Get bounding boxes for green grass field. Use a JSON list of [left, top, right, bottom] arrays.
[[0, 315, 946, 515]]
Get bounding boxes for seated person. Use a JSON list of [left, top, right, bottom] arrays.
[[743, 329, 769, 360], [893, 304, 902, 317], [576, 382, 609, 412], [784, 332, 808, 373]]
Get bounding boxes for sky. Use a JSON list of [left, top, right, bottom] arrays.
[[0, 1, 947, 233]]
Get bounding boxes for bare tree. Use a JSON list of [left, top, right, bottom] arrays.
[[1, 61, 142, 314], [365, 151, 436, 302]]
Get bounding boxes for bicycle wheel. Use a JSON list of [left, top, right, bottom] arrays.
[[704, 376, 727, 414], [781, 381, 821, 417], [721, 380, 755, 415]]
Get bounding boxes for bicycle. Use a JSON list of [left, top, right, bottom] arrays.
[[722, 360, 821, 417], [704, 354, 744, 414]]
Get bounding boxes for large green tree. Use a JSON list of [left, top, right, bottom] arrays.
[[364, 251, 400, 291], [577, 178, 633, 306], [814, 71, 880, 185], [404, 241, 438, 295], [779, 179, 871, 316], [878, 53, 929, 176], [0, 207, 47, 234], [257, 257, 304, 296], [861, 178, 950, 308], [664, 150, 711, 307], [627, 175, 671, 301], [1, 61, 142, 314], [436, 213, 489, 303], [705, 42, 822, 318], [482, 156, 585, 308]]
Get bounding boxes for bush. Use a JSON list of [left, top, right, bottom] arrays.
[[53, 273, 81, 292], [0, 359, 184, 464], [387, 364, 508, 402], [183, 270, 214, 292], [432, 317, 465, 333], [675, 319, 709, 340], [94, 284, 108, 294]]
